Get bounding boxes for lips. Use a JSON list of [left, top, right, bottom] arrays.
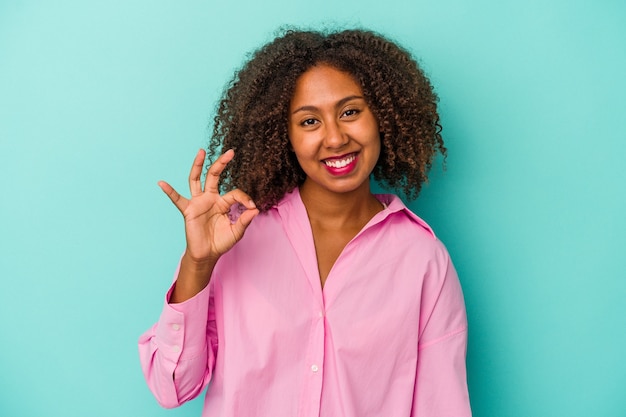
[[322, 153, 357, 168], [321, 152, 358, 175]]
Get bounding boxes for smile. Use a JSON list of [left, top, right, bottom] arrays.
[[323, 153, 357, 168]]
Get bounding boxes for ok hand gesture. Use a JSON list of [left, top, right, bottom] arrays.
[[158, 149, 259, 302]]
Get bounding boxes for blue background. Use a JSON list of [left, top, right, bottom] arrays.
[[1, 1, 625, 416]]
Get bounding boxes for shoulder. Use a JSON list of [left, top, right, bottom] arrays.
[[377, 194, 437, 238], [374, 194, 451, 260]]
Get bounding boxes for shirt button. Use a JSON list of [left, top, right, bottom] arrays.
[[172, 324, 180, 331], [172, 345, 181, 353], [318, 311, 324, 318], [311, 364, 319, 373]]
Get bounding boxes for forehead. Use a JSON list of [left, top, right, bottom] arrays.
[[290, 64, 364, 107]]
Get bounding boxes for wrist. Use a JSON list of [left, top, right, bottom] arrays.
[[169, 251, 218, 303], [182, 249, 219, 271]]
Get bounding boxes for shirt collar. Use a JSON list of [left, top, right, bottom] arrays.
[[274, 188, 436, 239]]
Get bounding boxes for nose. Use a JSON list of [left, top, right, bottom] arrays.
[[323, 119, 348, 149]]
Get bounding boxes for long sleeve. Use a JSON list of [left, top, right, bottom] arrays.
[[138, 278, 217, 408], [412, 248, 471, 416]]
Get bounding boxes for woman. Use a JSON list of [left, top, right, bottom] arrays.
[[139, 28, 471, 416]]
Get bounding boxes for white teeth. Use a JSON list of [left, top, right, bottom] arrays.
[[324, 154, 356, 168]]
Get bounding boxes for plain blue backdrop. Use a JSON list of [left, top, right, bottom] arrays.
[[1, 1, 625, 416]]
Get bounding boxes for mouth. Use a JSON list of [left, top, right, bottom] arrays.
[[322, 153, 357, 169], [320, 152, 359, 176]]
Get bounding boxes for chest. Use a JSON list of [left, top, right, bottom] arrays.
[[213, 210, 432, 338], [311, 226, 359, 287], [216, 220, 427, 322]]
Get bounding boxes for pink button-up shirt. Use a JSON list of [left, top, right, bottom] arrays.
[[139, 189, 470, 416]]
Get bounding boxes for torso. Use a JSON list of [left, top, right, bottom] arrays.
[[311, 224, 362, 287], [203, 191, 456, 416], [298, 182, 386, 288]]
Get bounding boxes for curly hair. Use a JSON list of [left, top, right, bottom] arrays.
[[208, 28, 445, 211]]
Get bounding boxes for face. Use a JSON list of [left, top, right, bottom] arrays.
[[288, 64, 380, 198]]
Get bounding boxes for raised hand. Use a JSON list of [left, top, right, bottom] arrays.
[[159, 149, 259, 302]]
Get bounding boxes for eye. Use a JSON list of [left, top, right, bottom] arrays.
[[300, 118, 318, 127], [341, 108, 360, 118]]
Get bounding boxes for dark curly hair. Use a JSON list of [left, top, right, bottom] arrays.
[[208, 28, 445, 211]]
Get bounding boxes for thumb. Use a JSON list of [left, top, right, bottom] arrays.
[[231, 208, 259, 239], [158, 180, 189, 213]]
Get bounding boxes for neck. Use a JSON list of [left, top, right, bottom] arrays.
[[299, 180, 384, 229]]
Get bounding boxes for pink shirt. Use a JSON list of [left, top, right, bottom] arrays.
[[139, 189, 471, 416]]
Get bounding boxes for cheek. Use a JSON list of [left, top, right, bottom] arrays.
[[287, 136, 310, 161], [369, 128, 382, 152], [370, 134, 382, 166], [288, 130, 319, 157], [287, 124, 294, 150], [287, 127, 308, 155]]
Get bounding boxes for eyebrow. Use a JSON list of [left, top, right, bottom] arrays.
[[291, 95, 365, 115]]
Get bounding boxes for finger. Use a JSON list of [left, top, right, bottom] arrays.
[[220, 188, 257, 211], [158, 180, 189, 212], [231, 207, 259, 239], [238, 208, 259, 228], [188, 149, 206, 197], [205, 149, 235, 194]]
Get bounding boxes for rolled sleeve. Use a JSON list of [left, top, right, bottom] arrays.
[[414, 329, 470, 416], [139, 278, 216, 408], [413, 246, 471, 416]]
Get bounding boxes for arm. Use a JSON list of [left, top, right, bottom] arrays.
[[160, 149, 258, 302], [138, 277, 216, 408], [138, 149, 258, 407], [412, 248, 472, 416]]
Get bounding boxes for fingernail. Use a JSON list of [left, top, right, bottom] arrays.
[[249, 200, 256, 208]]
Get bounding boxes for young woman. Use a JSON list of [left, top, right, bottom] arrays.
[[139, 28, 471, 416]]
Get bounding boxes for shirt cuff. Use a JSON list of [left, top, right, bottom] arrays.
[[155, 281, 212, 361]]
